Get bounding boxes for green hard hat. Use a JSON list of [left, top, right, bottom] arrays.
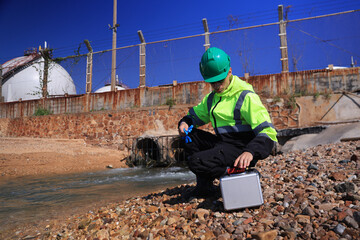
[[199, 47, 231, 83]]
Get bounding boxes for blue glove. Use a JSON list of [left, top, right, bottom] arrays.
[[182, 125, 193, 143]]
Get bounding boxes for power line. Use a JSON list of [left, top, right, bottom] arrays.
[[288, 24, 360, 58]]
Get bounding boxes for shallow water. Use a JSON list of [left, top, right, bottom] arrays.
[[0, 167, 195, 233]]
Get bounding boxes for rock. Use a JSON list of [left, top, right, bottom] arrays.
[[344, 216, 359, 228], [348, 175, 357, 181], [243, 217, 253, 225], [275, 193, 284, 201], [146, 205, 158, 213], [295, 215, 311, 225], [106, 165, 113, 169], [259, 218, 275, 226], [321, 231, 338, 239], [95, 229, 109, 239], [339, 160, 350, 164], [118, 224, 131, 235], [213, 212, 223, 218], [195, 208, 209, 221], [313, 151, 321, 157], [330, 172, 346, 181], [307, 164, 318, 171], [354, 211, 360, 224], [303, 224, 313, 233], [350, 154, 358, 162], [335, 182, 355, 193], [337, 211, 349, 221], [334, 224, 346, 235], [204, 231, 216, 239], [218, 232, 231, 240], [319, 203, 337, 211], [252, 230, 278, 240], [213, 227, 222, 237], [283, 228, 297, 240], [22, 141, 360, 240], [233, 218, 245, 226], [302, 206, 316, 216], [77, 218, 91, 229], [296, 176, 304, 181], [167, 217, 178, 225]]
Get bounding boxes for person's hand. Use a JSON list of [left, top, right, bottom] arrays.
[[234, 152, 253, 169], [178, 122, 189, 136]]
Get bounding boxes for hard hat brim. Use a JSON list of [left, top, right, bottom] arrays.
[[203, 68, 230, 83]]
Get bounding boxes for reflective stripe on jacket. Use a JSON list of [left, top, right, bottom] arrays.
[[187, 75, 277, 142]]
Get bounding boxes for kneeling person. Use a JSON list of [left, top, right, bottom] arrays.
[[178, 47, 277, 198]]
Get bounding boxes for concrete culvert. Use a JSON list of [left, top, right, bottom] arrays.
[[126, 135, 187, 168], [128, 137, 171, 167], [169, 137, 187, 165], [134, 138, 161, 167]]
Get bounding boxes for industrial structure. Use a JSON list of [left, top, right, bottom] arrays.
[[1, 49, 76, 102]]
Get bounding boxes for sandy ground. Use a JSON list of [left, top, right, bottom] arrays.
[[0, 137, 128, 179]]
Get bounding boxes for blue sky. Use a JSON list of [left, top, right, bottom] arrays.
[[1, 0, 359, 91]]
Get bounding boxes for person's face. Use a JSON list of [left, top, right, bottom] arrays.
[[210, 68, 232, 93]]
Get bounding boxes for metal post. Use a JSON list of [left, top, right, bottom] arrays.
[[0, 64, 3, 102], [202, 18, 210, 50], [111, 0, 118, 91], [138, 30, 146, 87], [41, 49, 50, 98], [84, 40, 93, 94], [278, 5, 289, 73]]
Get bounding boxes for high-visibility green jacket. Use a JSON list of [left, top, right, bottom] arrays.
[[182, 75, 277, 159]]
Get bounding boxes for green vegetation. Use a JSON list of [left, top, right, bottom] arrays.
[[90, 107, 106, 112], [272, 95, 282, 103], [313, 92, 320, 101], [324, 92, 332, 100], [285, 95, 297, 110], [34, 107, 52, 116], [165, 98, 176, 108]]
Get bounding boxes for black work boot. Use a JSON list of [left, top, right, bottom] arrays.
[[183, 175, 218, 199]]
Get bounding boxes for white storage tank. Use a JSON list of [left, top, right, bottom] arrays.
[[94, 84, 127, 93], [1, 50, 76, 102], [94, 76, 128, 93]]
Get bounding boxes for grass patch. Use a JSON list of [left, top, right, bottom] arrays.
[[34, 107, 52, 116]]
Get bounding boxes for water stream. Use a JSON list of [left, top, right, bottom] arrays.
[[0, 167, 195, 234]]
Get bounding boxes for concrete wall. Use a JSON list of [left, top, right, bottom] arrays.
[[297, 93, 360, 126], [0, 99, 299, 148], [0, 67, 358, 147], [1, 93, 358, 148]]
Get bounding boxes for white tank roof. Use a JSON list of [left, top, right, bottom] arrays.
[[2, 54, 39, 76], [1, 54, 76, 102], [95, 84, 126, 93]]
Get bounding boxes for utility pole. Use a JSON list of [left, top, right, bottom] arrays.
[[41, 46, 51, 98], [110, 0, 119, 91], [202, 18, 210, 51], [138, 30, 146, 87], [0, 64, 3, 102], [84, 40, 93, 94], [278, 5, 289, 73]]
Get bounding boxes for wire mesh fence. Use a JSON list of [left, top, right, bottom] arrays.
[[286, 11, 360, 71], [54, 10, 360, 95]]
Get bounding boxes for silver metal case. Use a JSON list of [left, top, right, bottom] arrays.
[[220, 170, 263, 210]]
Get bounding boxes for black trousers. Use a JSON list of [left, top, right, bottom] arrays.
[[183, 128, 258, 179]]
